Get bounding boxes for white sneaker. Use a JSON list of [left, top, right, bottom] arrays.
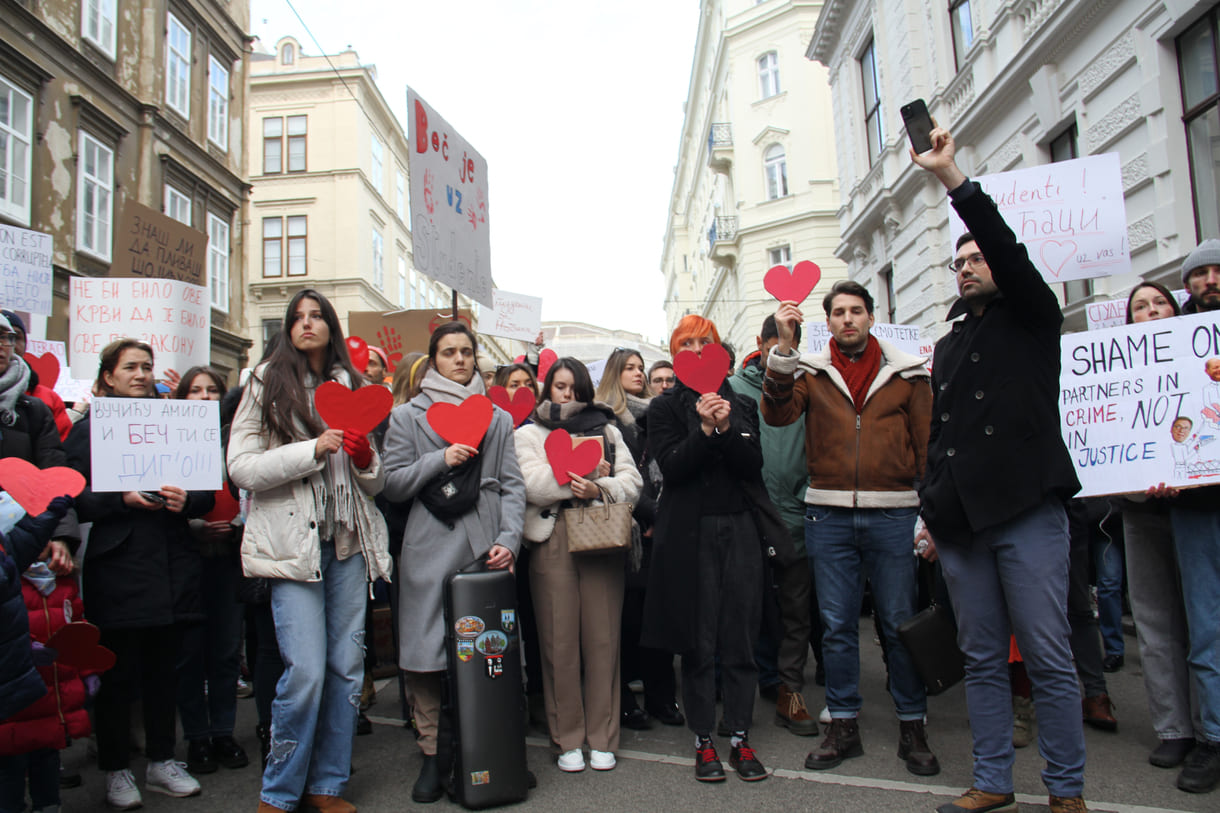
[[557, 748, 586, 772], [145, 760, 201, 797], [819, 706, 831, 724], [589, 750, 616, 771], [105, 769, 143, 809]]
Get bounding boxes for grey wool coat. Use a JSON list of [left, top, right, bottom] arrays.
[[381, 395, 526, 672]]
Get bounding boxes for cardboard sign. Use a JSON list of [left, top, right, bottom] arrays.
[[68, 277, 210, 380], [25, 339, 91, 403], [485, 289, 542, 343], [87, 397, 222, 492], [804, 322, 928, 359], [1060, 311, 1220, 496], [347, 309, 474, 374], [948, 153, 1131, 285], [0, 223, 54, 315], [113, 200, 207, 287], [407, 89, 493, 307], [0, 457, 86, 515], [1085, 289, 1190, 331]]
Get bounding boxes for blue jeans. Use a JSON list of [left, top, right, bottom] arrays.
[[178, 554, 244, 740], [936, 498, 1085, 797], [805, 505, 926, 720], [1091, 534, 1124, 659], [261, 542, 366, 810], [0, 749, 58, 812], [1169, 505, 1220, 743]]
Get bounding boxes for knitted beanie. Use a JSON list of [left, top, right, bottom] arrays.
[[1181, 238, 1220, 283]]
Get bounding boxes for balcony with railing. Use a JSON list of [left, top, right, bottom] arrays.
[[707, 122, 733, 172], [707, 215, 739, 266]]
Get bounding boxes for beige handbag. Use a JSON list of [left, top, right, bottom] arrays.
[[563, 485, 633, 555]]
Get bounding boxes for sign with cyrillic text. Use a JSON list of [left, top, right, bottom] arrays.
[[1085, 289, 1189, 331], [804, 322, 928, 360], [113, 200, 207, 287], [88, 397, 222, 491], [484, 289, 542, 343], [0, 223, 53, 315]]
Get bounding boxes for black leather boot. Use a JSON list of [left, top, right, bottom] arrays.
[[412, 754, 444, 803]]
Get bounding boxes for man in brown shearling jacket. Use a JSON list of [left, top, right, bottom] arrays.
[[761, 280, 938, 778]]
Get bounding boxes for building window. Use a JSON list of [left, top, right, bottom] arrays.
[[282, 43, 295, 65], [879, 265, 896, 323], [0, 76, 33, 224], [764, 144, 788, 199], [949, 0, 974, 72], [768, 245, 791, 267], [262, 217, 282, 277], [82, 0, 117, 59], [165, 12, 191, 118], [207, 212, 229, 311], [287, 116, 306, 171], [77, 131, 113, 261], [860, 37, 884, 166], [398, 255, 408, 308], [396, 169, 407, 220], [287, 216, 307, 276], [1179, 9, 1220, 241], [371, 135, 384, 193], [208, 56, 229, 150], [164, 184, 191, 225], [372, 229, 384, 290], [1050, 124, 1078, 162], [758, 51, 780, 98], [263, 116, 306, 174], [262, 318, 281, 347]]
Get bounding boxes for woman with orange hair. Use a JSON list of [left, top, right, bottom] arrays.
[[640, 315, 771, 784]]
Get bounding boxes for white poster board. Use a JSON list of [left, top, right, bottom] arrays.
[[948, 153, 1130, 285], [484, 289, 542, 342], [68, 277, 210, 379], [0, 223, 54, 315], [88, 397, 222, 491], [25, 338, 92, 403], [804, 321, 928, 359], [1085, 289, 1190, 331], [1060, 311, 1220, 496], [407, 89, 493, 307]]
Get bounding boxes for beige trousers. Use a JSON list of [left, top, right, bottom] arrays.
[[404, 670, 443, 755]]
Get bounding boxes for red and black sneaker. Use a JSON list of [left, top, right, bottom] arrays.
[[695, 741, 726, 782], [729, 741, 769, 782]]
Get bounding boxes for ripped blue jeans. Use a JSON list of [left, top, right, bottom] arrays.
[[261, 541, 366, 810]]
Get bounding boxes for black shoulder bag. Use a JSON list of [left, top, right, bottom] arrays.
[[418, 452, 482, 526]]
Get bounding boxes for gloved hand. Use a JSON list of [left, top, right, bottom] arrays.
[[31, 641, 58, 667], [342, 432, 373, 469], [83, 674, 101, 697], [40, 495, 74, 523]]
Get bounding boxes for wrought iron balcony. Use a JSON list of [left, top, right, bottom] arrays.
[[707, 215, 739, 265], [707, 122, 733, 172]]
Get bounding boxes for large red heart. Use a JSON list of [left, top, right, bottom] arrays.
[[23, 353, 60, 390], [0, 457, 85, 516], [763, 260, 822, 304], [315, 381, 393, 436], [47, 622, 116, 672], [488, 385, 534, 428], [427, 394, 493, 448], [537, 349, 558, 383], [543, 428, 602, 486], [346, 336, 370, 371], [673, 344, 730, 395]]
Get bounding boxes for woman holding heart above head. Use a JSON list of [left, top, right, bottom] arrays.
[[513, 358, 643, 775], [226, 289, 391, 813], [380, 321, 526, 804], [640, 314, 771, 784]]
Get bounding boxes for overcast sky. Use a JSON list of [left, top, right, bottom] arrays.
[[250, 0, 700, 345]]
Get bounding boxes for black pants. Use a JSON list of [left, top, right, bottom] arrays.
[[95, 625, 183, 770], [621, 584, 678, 711], [682, 512, 764, 737], [248, 603, 284, 727], [1067, 500, 1107, 697]]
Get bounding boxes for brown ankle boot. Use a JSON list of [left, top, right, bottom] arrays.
[[302, 795, 356, 813], [804, 717, 862, 770], [256, 803, 290, 813], [898, 719, 940, 776], [775, 685, 819, 736]]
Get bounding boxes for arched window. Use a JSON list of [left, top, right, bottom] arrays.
[[282, 42, 295, 65], [764, 144, 788, 200]]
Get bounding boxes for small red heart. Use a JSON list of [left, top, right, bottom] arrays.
[[673, 344, 731, 395], [513, 354, 526, 364], [763, 260, 822, 304], [543, 428, 601, 486], [346, 336, 370, 371], [23, 353, 60, 390], [427, 394, 494, 448], [488, 385, 534, 428], [47, 622, 116, 672], [537, 349, 558, 383], [0, 457, 85, 516], [314, 381, 393, 436]]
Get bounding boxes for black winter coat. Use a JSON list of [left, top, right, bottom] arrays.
[[0, 394, 78, 542], [0, 510, 63, 719]]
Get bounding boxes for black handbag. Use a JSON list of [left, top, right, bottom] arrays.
[[896, 561, 965, 696]]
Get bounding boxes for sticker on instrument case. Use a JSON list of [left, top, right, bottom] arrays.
[[500, 609, 515, 631], [475, 630, 507, 656], [485, 656, 504, 679], [456, 640, 474, 662], [470, 770, 490, 786], [455, 616, 484, 638]]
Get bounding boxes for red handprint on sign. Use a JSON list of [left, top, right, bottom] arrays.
[[376, 327, 404, 372], [423, 169, 435, 215]]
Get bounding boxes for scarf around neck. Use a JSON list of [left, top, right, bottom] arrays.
[[830, 335, 882, 410], [532, 399, 614, 435], [0, 357, 31, 425], [623, 392, 651, 424], [419, 366, 485, 407]]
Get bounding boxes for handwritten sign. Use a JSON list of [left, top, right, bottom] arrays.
[[1060, 311, 1220, 496], [113, 200, 207, 287], [1085, 289, 1190, 331], [407, 89, 492, 307], [948, 153, 1130, 285], [484, 289, 542, 342], [25, 339, 90, 403], [87, 397, 222, 491], [804, 321, 927, 359], [68, 277, 210, 380], [348, 308, 474, 373], [0, 223, 53, 315]]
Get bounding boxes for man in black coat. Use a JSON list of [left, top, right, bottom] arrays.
[[911, 127, 1086, 813]]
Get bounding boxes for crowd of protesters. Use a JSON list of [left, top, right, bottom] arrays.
[[1, 125, 1219, 813]]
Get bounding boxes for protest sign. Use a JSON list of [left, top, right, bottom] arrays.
[[68, 277, 210, 379], [347, 308, 474, 373], [948, 153, 1130, 285], [88, 397, 222, 491], [1060, 310, 1220, 496], [407, 89, 492, 307], [113, 200, 207, 287], [0, 223, 53, 315], [484, 289, 542, 343], [1085, 289, 1190, 331], [805, 321, 927, 359], [24, 338, 90, 403]]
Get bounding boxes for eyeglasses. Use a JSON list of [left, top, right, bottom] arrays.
[[0, 333, 15, 347], [949, 253, 988, 273]]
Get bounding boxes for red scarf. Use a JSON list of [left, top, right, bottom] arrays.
[[829, 335, 882, 410]]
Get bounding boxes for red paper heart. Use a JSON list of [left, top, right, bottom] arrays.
[[537, 349, 558, 383], [314, 381, 393, 437], [47, 622, 116, 672], [543, 428, 602, 486], [513, 354, 526, 364], [23, 353, 60, 390], [488, 385, 534, 428], [0, 457, 85, 516], [763, 260, 822, 304], [673, 344, 730, 395], [346, 336, 370, 371], [427, 394, 494, 448]]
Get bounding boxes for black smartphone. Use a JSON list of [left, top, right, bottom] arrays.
[[138, 490, 166, 505], [901, 99, 935, 154]]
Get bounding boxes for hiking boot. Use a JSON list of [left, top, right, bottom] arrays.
[[212, 735, 249, 770], [804, 718, 863, 770], [1082, 693, 1117, 732], [1177, 740, 1220, 794], [694, 740, 725, 782], [898, 719, 940, 776], [775, 685, 818, 736], [1149, 737, 1195, 769], [186, 738, 217, 775], [145, 760, 201, 797], [729, 740, 768, 781], [412, 755, 444, 803], [936, 787, 1017, 813], [302, 795, 356, 813], [1012, 695, 1035, 748], [105, 769, 142, 810], [1049, 795, 1089, 812]]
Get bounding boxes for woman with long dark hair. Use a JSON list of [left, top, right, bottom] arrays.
[[228, 290, 391, 813]]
